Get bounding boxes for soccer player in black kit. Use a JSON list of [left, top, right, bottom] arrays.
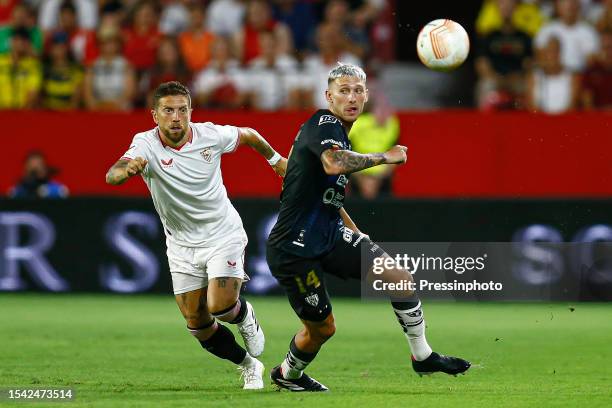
[[267, 64, 470, 391]]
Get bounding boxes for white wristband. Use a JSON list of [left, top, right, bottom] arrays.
[[267, 151, 281, 166]]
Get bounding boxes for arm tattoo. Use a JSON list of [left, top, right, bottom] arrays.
[[243, 129, 276, 160], [106, 160, 130, 185], [233, 280, 239, 290], [328, 150, 386, 174], [217, 278, 227, 288]]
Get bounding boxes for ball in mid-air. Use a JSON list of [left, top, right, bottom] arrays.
[[416, 19, 470, 72]]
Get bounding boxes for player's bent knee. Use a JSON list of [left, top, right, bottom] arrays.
[[317, 321, 336, 340], [380, 266, 416, 298], [208, 299, 239, 322], [307, 319, 336, 342]]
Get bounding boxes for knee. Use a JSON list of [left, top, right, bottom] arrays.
[[208, 299, 239, 322], [384, 266, 416, 298], [307, 318, 336, 343]]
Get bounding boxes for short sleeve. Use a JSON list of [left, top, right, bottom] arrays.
[[215, 124, 240, 154], [307, 115, 346, 157], [120, 134, 148, 161]]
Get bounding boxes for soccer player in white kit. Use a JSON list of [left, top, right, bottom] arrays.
[[105, 81, 287, 390]]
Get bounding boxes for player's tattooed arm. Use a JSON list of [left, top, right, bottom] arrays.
[[238, 127, 287, 176], [105, 158, 148, 185], [238, 127, 276, 159], [321, 145, 408, 175]]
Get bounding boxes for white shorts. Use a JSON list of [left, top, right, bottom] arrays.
[[167, 232, 249, 295]]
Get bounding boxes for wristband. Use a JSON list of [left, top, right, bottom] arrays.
[[267, 151, 281, 166]]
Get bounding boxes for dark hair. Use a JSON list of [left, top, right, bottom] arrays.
[[152, 81, 191, 108], [60, 1, 76, 13]]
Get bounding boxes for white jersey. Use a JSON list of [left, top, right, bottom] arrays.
[[120, 122, 245, 247]]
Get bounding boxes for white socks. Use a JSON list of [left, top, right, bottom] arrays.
[[393, 301, 433, 361]]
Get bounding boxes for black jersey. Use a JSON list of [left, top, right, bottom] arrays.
[[268, 109, 351, 258]]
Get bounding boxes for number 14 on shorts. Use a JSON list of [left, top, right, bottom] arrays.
[[295, 270, 321, 293]]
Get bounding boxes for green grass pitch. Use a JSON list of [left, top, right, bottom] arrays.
[[1, 294, 611, 407]]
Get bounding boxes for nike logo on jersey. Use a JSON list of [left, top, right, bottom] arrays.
[[227, 261, 237, 267], [161, 158, 174, 168]]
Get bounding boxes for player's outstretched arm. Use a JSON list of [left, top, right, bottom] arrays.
[[321, 145, 407, 176], [105, 158, 148, 185], [339, 207, 367, 236], [238, 127, 287, 177]]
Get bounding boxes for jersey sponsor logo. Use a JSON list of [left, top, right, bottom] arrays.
[[227, 260, 237, 267], [318, 114, 339, 126], [200, 147, 213, 163], [322, 188, 344, 208], [320, 138, 345, 148], [305, 293, 319, 307], [160, 158, 173, 168]]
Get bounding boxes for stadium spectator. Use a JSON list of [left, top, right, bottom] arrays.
[[122, 0, 162, 73], [83, 24, 136, 111], [9, 150, 69, 199], [349, 92, 399, 199], [244, 30, 301, 110], [317, 0, 369, 60], [40, 31, 84, 110], [527, 36, 579, 113], [44, 1, 97, 66], [141, 36, 191, 107], [476, 0, 533, 110], [272, 0, 316, 55], [232, 0, 292, 64], [581, 30, 612, 109], [538, 0, 601, 22], [159, 0, 191, 35], [192, 36, 247, 108], [303, 23, 361, 108], [0, 3, 43, 55], [596, 0, 612, 31], [74, 3, 126, 66], [534, 0, 600, 72], [37, 0, 98, 32], [476, 0, 546, 37], [178, 3, 215, 72], [0, 27, 42, 109], [206, 0, 246, 36]]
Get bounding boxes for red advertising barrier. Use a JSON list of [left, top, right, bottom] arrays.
[[2, 110, 611, 197]]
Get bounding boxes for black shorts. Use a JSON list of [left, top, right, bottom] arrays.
[[266, 227, 386, 322]]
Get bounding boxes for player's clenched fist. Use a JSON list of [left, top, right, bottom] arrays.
[[384, 145, 408, 165], [127, 157, 148, 176]]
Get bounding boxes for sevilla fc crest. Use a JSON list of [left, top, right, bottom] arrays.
[[200, 147, 213, 163]]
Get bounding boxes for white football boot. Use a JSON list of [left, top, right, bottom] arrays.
[[238, 357, 265, 390], [237, 301, 265, 357]]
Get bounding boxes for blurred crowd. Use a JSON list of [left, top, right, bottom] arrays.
[[0, 0, 392, 111], [475, 0, 612, 113]]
